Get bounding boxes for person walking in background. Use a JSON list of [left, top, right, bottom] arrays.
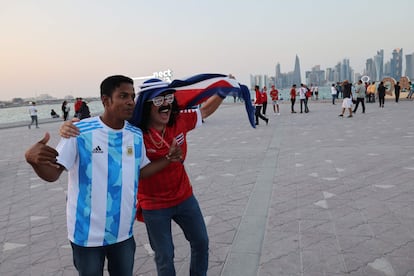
[[407, 81, 414, 99], [74, 97, 83, 118], [310, 84, 315, 99], [290, 84, 297, 113], [338, 80, 353, 118], [394, 81, 401, 103], [353, 80, 366, 113], [61, 100, 70, 121], [78, 101, 91, 120], [24, 75, 182, 276], [313, 84, 319, 100], [261, 86, 268, 116], [269, 85, 280, 115], [305, 85, 311, 111], [367, 82, 376, 103], [336, 82, 342, 99], [331, 83, 337, 105], [411, 82, 414, 99], [364, 82, 370, 103], [377, 81, 386, 108], [254, 85, 269, 125], [28, 102, 39, 129], [299, 83, 309, 113]]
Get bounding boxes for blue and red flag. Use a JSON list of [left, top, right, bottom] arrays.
[[130, 73, 256, 128], [169, 74, 256, 128]]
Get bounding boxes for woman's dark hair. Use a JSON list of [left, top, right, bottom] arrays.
[[139, 97, 179, 132]]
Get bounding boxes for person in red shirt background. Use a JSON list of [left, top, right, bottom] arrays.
[[269, 85, 280, 115], [73, 97, 83, 118], [290, 84, 297, 113], [254, 85, 269, 125], [261, 86, 268, 115]]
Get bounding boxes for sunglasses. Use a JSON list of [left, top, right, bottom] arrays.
[[148, 94, 174, 107]]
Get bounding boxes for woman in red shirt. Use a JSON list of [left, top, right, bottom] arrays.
[[254, 85, 269, 125]]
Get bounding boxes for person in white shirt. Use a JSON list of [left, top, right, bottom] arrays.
[[331, 84, 338, 105], [314, 85, 319, 100], [299, 83, 309, 113], [28, 102, 39, 129], [353, 80, 366, 113]]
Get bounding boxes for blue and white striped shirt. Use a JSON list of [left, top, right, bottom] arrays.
[[56, 116, 149, 247]]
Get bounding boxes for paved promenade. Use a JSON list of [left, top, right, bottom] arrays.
[[1, 99, 414, 275]]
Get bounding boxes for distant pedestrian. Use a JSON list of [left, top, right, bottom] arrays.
[[377, 81, 386, 108], [305, 85, 311, 109], [352, 80, 366, 113], [290, 84, 297, 113], [299, 83, 309, 113], [254, 85, 269, 125], [367, 82, 376, 103], [61, 100, 70, 121], [313, 84, 319, 100], [78, 101, 91, 120], [50, 109, 60, 118], [331, 83, 337, 105], [74, 97, 83, 118], [269, 85, 280, 115], [338, 80, 353, 118], [394, 81, 401, 103], [336, 82, 342, 99], [28, 102, 39, 129], [261, 86, 268, 115], [407, 82, 414, 99]]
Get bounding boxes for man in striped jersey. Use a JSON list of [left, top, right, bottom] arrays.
[[25, 75, 182, 276]]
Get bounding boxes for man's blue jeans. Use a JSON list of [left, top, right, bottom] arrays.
[[71, 236, 135, 276], [142, 195, 209, 276]]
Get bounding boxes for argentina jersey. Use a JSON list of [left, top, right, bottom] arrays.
[[56, 116, 149, 247]]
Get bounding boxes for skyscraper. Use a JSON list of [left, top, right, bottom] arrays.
[[390, 48, 403, 80], [405, 53, 414, 80], [365, 58, 376, 81], [293, 55, 301, 85], [275, 63, 283, 88], [374, 50, 384, 81], [340, 59, 351, 81]]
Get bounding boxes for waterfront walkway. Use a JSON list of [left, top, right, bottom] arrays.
[[1, 99, 414, 275]]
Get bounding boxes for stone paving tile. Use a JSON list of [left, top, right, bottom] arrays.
[[1, 100, 414, 275]]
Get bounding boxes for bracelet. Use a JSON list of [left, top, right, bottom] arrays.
[[216, 91, 227, 99], [165, 154, 171, 161]]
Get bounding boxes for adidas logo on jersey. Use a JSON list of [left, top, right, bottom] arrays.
[[92, 146, 103, 153]]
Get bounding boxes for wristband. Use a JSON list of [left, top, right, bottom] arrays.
[[217, 91, 227, 99]]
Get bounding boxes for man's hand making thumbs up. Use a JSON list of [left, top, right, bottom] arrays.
[[25, 132, 64, 182]]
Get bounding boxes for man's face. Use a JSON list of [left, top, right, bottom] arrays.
[[104, 83, 135, 121], [149, 93, 174, 126]]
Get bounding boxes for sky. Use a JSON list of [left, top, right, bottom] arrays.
[[1, 0, 413, 101]]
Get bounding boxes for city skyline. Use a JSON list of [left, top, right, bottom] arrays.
[[252, 47, 413, 90], [1, 0, 414, 101]]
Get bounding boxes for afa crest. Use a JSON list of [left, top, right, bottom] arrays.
[[126, 146, 133, 156]]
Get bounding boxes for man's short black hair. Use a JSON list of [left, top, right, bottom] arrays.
[[100, 75, 134, 97]]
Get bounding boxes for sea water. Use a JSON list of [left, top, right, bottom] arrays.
[[0, 101, 104, 125], [0, 87, 334, 125]]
